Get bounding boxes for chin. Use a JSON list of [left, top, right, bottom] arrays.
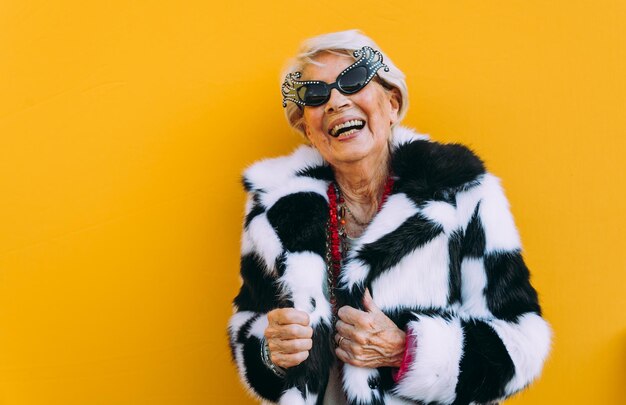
[[336, 133, 376, 154], [332, 147, 372, 164]]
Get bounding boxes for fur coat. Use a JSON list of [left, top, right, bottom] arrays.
[[228, 126, 551, 405]]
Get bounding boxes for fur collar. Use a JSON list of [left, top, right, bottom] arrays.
[[242, 125, 486, 200]]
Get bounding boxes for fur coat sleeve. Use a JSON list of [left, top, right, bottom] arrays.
[[228, 126, 552, 405]]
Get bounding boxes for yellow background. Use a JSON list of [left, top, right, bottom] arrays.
[[1, 1, 625, 404]]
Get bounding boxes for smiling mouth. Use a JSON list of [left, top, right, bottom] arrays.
[[329, 119, 366, 137]]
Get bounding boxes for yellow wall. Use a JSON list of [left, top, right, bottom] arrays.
[[1, 1, 625, 404]]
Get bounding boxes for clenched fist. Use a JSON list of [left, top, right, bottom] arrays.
[[264, 308, 314, 368]]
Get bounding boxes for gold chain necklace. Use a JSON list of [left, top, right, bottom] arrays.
[[341, 203, 371, 227]]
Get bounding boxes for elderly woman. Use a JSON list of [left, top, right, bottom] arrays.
[[228, 30, 551, 405]]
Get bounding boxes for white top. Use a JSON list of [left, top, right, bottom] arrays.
[[323, 360, 348, 405]]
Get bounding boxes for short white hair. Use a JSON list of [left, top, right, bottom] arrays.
[[280, 29, 409, 136]]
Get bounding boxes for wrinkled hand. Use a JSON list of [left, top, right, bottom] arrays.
[[334, 289, 406, 368], [265, 308, 313, 369]]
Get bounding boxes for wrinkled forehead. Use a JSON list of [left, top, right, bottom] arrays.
[[300, 51, 357, 81]]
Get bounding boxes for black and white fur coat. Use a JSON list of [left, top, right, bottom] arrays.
[[228, 126, 551, 405]]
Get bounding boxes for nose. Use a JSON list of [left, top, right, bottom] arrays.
[[324, 88, 351, 113]]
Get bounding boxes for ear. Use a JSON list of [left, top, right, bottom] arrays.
[[302, 122, 315, 146], [388, 87, 401, 125], [303, 122, 311, 140]]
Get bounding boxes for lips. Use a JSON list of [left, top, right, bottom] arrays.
[[328, 118, 366, 137]]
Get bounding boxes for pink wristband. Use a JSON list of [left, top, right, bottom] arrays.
[[392, 328, 416, 383]]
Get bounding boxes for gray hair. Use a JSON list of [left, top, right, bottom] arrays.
[[280, 29, 409, 136]]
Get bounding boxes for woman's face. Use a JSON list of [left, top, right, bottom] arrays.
[[301, 52, 400, 167]]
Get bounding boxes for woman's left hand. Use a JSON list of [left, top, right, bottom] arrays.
[[334, 289, 406, 368]]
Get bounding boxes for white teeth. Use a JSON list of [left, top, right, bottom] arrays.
[[330, 119, 364, 136], [339, 128, 358, 137]]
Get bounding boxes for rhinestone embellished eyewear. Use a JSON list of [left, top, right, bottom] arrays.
[[281, 46, 390, 108]]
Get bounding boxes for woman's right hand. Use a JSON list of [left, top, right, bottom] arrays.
[[265, 308, 313, 369]]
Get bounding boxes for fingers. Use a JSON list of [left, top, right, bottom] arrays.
[[266, 308, 313, 340], [334, 332, 364, 362], [268, 337, 312, 354], [334, 334, 390, 368], [362, 288, 382, 314], [264, 308, 314, 369], [335, 346, 354, 365], [265, 322, 313, 340], [338, 289, 381, 326], [334, 341, 378, 368], [334, 334, 353, 359], [268, 308, 310, 326], [335, 319, 368, 345], [337, 305, 373, 328], [334, 333, 371, 357], [271, 350, 310, 369]]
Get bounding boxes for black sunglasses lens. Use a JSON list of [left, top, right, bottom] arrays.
[[338, 66, 368, 94], [299, 83, 329, 106]]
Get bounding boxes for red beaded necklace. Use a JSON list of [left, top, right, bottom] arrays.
[[326, 176, 394, 317]]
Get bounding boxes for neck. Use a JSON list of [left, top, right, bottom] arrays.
[[332, 148, 391, 210]]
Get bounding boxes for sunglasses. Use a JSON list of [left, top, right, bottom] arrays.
[[282, 46, 390, 108]]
